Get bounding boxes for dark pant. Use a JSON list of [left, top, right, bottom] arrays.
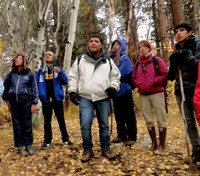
[[42, 101, 69, 144], [10, 101, 33, 147], [176, 96, 200, 152], [113, 92, 137, 141]]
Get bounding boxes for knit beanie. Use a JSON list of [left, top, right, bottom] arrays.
[[45, 51, 54, 57]]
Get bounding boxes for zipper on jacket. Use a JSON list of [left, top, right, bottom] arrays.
[[16, 75, 21, 102]]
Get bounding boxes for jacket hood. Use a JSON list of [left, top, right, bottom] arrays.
[[112, 38, 127, 55]]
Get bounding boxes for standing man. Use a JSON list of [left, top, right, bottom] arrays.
[[108, 38, 137, 146], [68, 35, 121, 163], [36, 51, 72, 149], [168, 22, 200, 163]]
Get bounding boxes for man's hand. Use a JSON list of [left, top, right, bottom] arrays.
[[31, 104, 37, 113], [70, 92, 79, 105], [105, 87, 116, 99], [53, 66, 61, 73]]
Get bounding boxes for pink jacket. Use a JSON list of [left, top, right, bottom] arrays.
[[194, 60, 200, 126], [132, 54, 168, 95]]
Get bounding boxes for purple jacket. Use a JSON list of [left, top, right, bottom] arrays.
[[132, 53, 168, 95]]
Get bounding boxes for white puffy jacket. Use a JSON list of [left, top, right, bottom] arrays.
[[68, 54, 121, 102]]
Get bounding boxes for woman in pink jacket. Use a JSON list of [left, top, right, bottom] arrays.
[[132, 40, 168, 152]]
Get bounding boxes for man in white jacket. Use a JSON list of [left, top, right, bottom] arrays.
[[68, 35, 121, 163]]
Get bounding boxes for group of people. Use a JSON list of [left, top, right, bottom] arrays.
[[2, 22, 200, 165]]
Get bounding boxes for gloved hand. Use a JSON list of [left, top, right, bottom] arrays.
[[69, 92, 79, 105], [170, 49, 191, 65], [105, 87, 116, 99]]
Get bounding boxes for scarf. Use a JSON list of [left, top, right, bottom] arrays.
[[108, 48, 121, 67]]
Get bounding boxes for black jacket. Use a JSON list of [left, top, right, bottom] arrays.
[[168, 36, 200, 96]]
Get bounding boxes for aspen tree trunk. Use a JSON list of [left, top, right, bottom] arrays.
[[152, 0, 161, 57], [170, 0, 185, 26], [32, 0, 53, 127], [63, 0, 80, 73], [193, 0, 200, 36], [6, 0, 18, 52], [126, 0, 133, 48], [157, 0, 169, 61], [107, 0, 115, 50]]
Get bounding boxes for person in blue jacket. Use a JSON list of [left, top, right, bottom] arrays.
[[2, 51, 38, 157], [35, 51, 72, 149], [0, 76, 4, 105], [108, 38, 137, 146]]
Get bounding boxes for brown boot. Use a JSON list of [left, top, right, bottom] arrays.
[[81, 151, 94, 163], [147, 126, 157, 151], [102, 150, 117, 160], [158, 127, 166, 152]]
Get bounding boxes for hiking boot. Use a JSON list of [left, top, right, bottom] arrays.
[[63, 140, 73, 146], [148, 126, 157, 151], [25, 146, 36, 156], [41, 143, 52, 150], [124, 140, 135, 146], [81, 151, 94, 163], [18, 147, 28, 157], [185, 150, 200, 164], [111, 137, 122, 143], [102, 150, 117, 160]]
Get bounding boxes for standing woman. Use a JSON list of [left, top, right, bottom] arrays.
[[132, 40, 168, 152], [2, 51, 38, 157]]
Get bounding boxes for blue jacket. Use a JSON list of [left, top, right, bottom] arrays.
[[35, 66, 67, 103], [0, 77, 4, 96], [2, 70, 38, 104], [111, 38, 133, 97]]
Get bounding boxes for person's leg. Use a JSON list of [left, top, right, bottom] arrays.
[[140, 94, 157, 150], [95, 98, 110, 151], [123, 92, 137, 142], [53, 101, 69, 142], [10, 102, 28, 157], [96, 98, 116, 160], [113, 97, 127, 141], [151, 93, 167, 152], [42, 102, 53, 144], [10, 103, 23, 148], [79, 97, 94, 152], [176, 96, 200, 152], [22, 102, 33, 147]]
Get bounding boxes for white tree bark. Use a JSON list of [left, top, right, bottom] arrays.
[[6, 0, 18, 52], [32, 0, 53, 127], [107, 0, 115, 49], [63, 0, 80, 73], [34, 0, 53, 71]]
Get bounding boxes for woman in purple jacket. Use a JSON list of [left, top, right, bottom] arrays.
[[132, 40, 168, 153]]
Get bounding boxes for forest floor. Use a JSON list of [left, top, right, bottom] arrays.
[[1, 94, 200, 175]]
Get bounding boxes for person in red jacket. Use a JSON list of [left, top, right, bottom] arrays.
[[132, 40, 168, 152], [194, 61, 200, 126]]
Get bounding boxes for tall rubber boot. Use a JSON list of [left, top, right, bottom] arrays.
[[158, 127, 166, 152], [147, 126, 157, 151]]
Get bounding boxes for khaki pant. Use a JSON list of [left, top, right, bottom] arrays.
[[140, 92, 167, 127]]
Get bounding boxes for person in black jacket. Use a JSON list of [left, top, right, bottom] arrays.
[[168, 22, 200, 164], [2, 51, 38, 157]]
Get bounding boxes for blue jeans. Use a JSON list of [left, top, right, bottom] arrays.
[[176, 96, 200, 152], [79, 97, 110, 152]]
